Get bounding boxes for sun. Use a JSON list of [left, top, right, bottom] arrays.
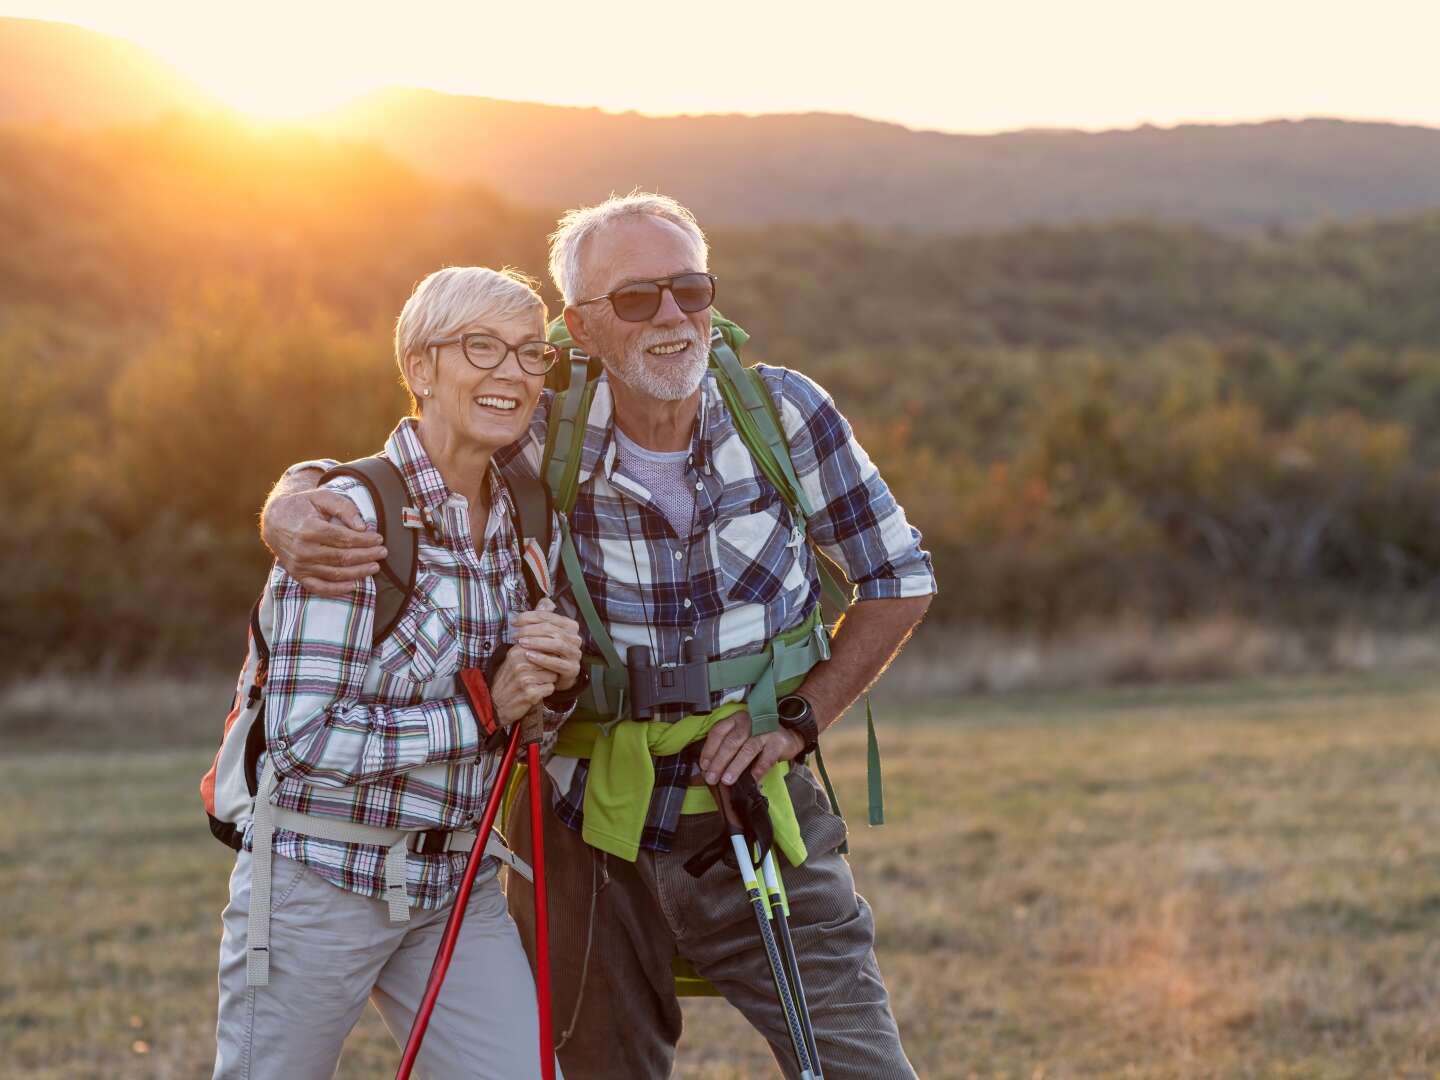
[[190, 67, 379, 122]]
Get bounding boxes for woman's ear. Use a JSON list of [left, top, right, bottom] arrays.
[[402, 349, 437, 404]]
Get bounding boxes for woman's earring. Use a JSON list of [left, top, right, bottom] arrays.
[[422, 387, 432, 398]]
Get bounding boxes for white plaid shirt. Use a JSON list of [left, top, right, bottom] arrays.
[[256, 419, 565, 908]]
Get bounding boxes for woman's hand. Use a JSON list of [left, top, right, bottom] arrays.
[[488, 646, 559, 728], [512, 599, 582, 691]]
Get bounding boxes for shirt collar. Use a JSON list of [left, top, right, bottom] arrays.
[[583, 371, 721, 487], [382, 417, 514, 545]]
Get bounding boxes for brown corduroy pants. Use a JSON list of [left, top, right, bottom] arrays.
[[507, 764, 916, 1080]]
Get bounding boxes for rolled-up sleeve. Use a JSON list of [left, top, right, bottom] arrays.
[[262, 477, 481, 787], [768, 366, 938, 602]]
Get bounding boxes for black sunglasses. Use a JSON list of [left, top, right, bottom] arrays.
[[427, 333, 560, 376], [573, 272, 717, 323]]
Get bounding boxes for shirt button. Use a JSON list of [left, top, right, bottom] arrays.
[[483, 641, 493, 653], [695, 482, 703, 491], [683, 598, 692, 608]]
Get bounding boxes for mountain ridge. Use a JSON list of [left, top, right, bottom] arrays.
[[5, 16, 1440, 231]]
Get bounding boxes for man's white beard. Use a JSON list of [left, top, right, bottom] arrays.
[[606, 325, 709, 402]]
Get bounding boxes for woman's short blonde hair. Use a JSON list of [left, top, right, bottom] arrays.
[[394, 266, 547, 410]]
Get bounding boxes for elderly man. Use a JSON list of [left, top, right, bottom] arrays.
[[262, 193, 936, 1078]]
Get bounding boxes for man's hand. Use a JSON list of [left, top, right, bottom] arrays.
[[513, 599, 582, 691], [262, 487, 387, 597], [698, 709, 806, 787]]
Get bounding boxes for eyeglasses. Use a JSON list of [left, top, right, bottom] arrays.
[[573, 273, 717, 323], [427, 333, 560, 376]]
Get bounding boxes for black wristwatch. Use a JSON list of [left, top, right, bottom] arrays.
[[777, 694, 820, 760], [544, 663, 589, 712]]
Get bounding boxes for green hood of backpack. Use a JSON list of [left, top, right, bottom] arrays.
[[544, 310, 749, 392]]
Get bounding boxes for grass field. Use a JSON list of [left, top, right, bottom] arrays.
[[2, 673, 1439, 1078]]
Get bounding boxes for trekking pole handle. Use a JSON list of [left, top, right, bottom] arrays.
[[520, 703, 545, 746], [711, 782, 744, 835]]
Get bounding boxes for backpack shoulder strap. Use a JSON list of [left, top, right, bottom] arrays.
[[541, 350, 599, 515], [710, 335, 814, 520], [319, 457, 417, 644], [709, 337, 853, 615], [537, 359, 626, 672], [498, 461, 554, 604]]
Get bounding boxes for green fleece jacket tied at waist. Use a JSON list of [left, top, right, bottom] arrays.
[[553, 703, 808, 867]]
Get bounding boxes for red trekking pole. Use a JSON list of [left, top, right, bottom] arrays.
[[526, 714, 555, 1080], [395, 704, 556, 1080]]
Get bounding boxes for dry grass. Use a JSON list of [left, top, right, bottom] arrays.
[[880, 616, 1440, 697], [2, 673, 1439, 1077]]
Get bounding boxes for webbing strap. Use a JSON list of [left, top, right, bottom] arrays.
[[710, 339, 813, 518], [712, 347, 853, 614], [545, 356, 596, 515], [865, 696, 884, 826], [269, 806, 532, 882], [246, 761, 278, 987]]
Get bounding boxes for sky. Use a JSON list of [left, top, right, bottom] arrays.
[[5, 0, 1439, 133]]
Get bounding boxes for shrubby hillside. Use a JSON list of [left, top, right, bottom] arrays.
[[3, 120, 1440, 672]]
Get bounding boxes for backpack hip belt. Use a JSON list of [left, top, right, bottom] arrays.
[[245, 763, 533, 988]]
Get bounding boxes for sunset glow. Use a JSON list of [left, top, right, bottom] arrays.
[[4, 0, 1440, 133]]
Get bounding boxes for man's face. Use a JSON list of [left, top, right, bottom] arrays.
[[571, 216, 712, 402]]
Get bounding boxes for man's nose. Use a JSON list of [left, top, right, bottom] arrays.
[[650, 284, 686, 326]]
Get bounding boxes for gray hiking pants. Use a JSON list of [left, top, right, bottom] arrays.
[[214, 850, 557, 1079], [508, 764, 916, 1079]]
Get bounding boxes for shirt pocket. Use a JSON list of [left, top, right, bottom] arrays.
[[715, 494, 795, 607], [375, 569, 461, 684]]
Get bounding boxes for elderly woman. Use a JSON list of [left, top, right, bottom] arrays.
[[213, 267, 580, 1079]]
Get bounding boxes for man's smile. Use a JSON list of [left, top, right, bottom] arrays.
[[646, 340, 691, 357]]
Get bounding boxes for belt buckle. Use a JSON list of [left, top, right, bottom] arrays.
[[410, 830, 450, 856], [814, 622, 832, 661]]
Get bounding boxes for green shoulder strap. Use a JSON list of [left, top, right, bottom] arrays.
[[541, 318, 627, 681], [708, 337, 854, 616]]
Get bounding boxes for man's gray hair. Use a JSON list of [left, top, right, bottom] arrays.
[[547, 192, 709, 305], [394, 266, 546, 408]]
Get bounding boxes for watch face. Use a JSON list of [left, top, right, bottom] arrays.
[[778, 696, 810, 723]]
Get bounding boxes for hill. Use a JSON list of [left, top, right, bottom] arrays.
[[0, 17, 217, 128], [5, 17, 1440, 231], [326, 89, 1440, 230]]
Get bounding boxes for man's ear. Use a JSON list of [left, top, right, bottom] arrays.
[[563, 306, 596, 355]]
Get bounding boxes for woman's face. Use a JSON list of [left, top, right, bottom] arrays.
[[420, 308, 546, 453]]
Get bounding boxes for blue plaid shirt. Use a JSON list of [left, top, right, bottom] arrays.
[[497, 364, 937, 854]]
